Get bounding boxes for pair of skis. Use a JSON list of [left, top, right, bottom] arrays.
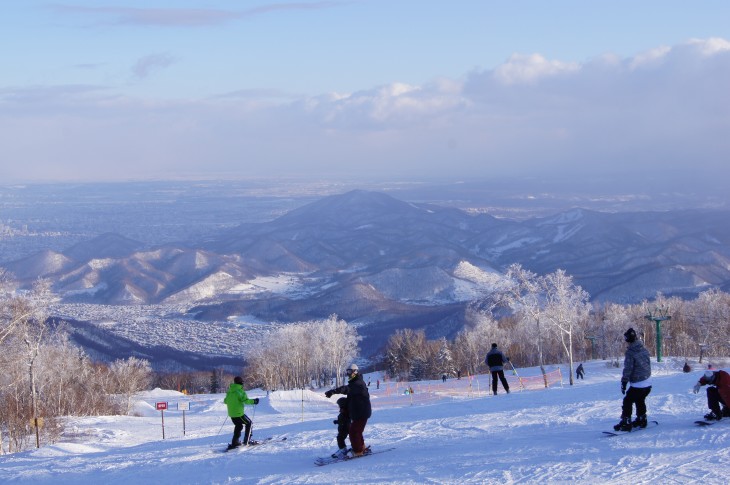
[[222, 435, 287, 452]]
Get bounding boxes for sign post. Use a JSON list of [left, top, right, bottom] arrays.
[[177, 401, 190, 436], [156, 402, 168, 439]]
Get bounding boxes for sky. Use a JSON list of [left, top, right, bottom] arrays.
[[1, 360, 728, 484], [2, 1, 730, 186]]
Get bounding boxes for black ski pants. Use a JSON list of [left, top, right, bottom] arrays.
[[706, 386, 727, 415], [622, 386, 651, 418], [231, 414, 252, 445], [491, 370, 510, 394]]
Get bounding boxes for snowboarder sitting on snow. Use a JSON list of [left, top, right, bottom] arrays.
[[224, 376, 259, 450], [614, 328, 652, 431], [485, 343, 510, 395], [693, 369, 730, 421], [331, 397, 351, 458], [325, 363, 372, 457]]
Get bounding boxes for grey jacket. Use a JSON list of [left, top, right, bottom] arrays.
[[621, 341, 651, 384]]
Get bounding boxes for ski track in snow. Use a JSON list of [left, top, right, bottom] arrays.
[[1, 359, 729, 484]]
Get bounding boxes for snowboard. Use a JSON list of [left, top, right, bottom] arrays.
[[222, 436, 287, 452], [314, 446, 395, 466], [694, 419, 724, 426], [602, 420, 659, 437]]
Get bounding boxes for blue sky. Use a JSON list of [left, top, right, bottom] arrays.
[[2, 1, 730, 185]]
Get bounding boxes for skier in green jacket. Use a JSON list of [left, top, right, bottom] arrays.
[[224, 376, 259, 450]]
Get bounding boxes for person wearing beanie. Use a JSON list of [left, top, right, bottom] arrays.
[[485, 343, 510, 395], [614, 327, 652, 432], [693, 368, 730, 421], [224, 375, 259, 450], [325, 363, 372, 457]]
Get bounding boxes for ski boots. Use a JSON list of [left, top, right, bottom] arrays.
[[631, 414, 648, 429], [613, 416, 632, 432], [704, 411, 722, 421]]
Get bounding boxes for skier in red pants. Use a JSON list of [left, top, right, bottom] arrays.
[[325, 363, 372, 457]]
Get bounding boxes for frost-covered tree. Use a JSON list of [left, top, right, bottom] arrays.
[[541, 270, 591, 386], [684, 288, 730, 360], [245, 316, 359, 391], [436, 337, 456, 378], [109, 357, 153, 414], [501, 264, 550, 382]]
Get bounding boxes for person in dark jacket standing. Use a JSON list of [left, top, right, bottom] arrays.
[[614, 328, 652, 431], [693, 369, 730, 420], [224, 376, 259, 450], [325, 363, 372, 457], [576, 363, 585, 380], [485, 343, 510, 395]]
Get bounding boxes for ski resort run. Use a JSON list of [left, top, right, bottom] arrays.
[[1, 358, 728, 484]]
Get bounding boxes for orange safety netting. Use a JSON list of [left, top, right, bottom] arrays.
[[370, 368, 563, 409]]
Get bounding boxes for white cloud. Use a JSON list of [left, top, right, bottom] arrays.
[[493, 53, 580, 85]]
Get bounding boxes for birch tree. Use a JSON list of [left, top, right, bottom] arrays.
[[541, 269, 591, 386]]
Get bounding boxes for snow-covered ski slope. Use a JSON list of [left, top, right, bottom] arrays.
[[1, 359, 727, 484]]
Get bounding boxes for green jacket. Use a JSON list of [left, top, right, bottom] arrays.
[[224, 383, 255, 417]]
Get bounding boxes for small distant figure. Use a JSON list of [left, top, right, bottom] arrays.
[[576, 363, 585, 380], [409, 386, 414, 395], [330, 397, 350, 459], [693, 369, 730, 421], [367, 379, 371, 388], [457, 370, 461, 380], [485, 343, 510, 395], [442, 374, 447, 383], [376, 379, 380, 390], [708, 364, 714, 370], [683, 361, 692, 373]]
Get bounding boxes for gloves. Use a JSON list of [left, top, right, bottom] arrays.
[[325, 390, 333, 398], [693, 383, 701, 394], [253, 398, 260, 404], [333, 419, 338, 425], [621, 381, 627, 395]]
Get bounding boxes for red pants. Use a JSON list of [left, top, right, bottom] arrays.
[[349, 418, 368, 453]]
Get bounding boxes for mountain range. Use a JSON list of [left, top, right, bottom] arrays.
[[5, 190, 730, 356]]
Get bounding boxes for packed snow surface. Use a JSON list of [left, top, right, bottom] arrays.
[[1, 359, 728, 484]]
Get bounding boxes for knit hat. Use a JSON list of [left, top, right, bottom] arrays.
[[234, 376, 243, 385]]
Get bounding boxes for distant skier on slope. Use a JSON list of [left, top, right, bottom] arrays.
[[224, 376, 259, 450], [576, 363, 585, 380], [325, 363, 372, 457], [614, 328, 652, 431], [693, 369, 730, 421]]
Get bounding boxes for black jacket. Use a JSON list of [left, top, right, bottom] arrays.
[[331, 373, 372, 421]]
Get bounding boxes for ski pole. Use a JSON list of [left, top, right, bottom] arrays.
[[217, 415, 228, 435], [509, 361, 525, 390]]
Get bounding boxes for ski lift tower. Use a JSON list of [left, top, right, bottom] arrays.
[[585, 335, 599, 360], [645, 307, 671, 363]]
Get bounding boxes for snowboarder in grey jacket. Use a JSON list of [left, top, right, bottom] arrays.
[[614, 328, 652, 431]]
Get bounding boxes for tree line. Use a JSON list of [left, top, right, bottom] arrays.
[[3, 264, 730, 453]]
